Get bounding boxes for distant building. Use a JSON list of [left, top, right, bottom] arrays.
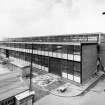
[[0, 67, 35, 105], [0, 33, 105, 84]]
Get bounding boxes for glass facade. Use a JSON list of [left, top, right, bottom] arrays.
[[0, 42, 81, 83], [0, 33, 99, 83]]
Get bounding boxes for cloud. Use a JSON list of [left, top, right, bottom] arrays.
[[0, 0, 105, 40]]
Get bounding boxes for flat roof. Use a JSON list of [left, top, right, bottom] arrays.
[[0, 41, 98, 45], [0, 71, 29, 101], [0, 83, 28, 101], [0, 71, 19, 81], [10, 60, 29, 68], [0, 66, 10, 75], [15, 90, 35, 100], [3, 32, 104, 39]]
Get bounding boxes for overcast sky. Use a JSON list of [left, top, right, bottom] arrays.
[[0, 0, 105, 40]]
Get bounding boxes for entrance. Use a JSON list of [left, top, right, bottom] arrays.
[[6, 49, 9, 58], [49, 57, 61, 76]]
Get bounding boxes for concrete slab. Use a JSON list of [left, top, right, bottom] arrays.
[[50, 71, 104, 97], [10, 57, 30, 68], [32, 73, 60, 87], [0, 64, 10, 74]]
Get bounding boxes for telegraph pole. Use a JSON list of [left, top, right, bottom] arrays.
[[29, 43, 33, 91]]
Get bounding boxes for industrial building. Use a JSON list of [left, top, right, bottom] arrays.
[[0, 33, 105, 84]]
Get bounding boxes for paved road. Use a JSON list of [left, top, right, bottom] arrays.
[[34, 78, 105, 105], [34, 91, 105, 105], [1, 63, 105, 105]]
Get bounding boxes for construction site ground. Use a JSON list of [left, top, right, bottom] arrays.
[[0, 56, 105, 105]]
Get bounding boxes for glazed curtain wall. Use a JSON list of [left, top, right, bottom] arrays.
[[8, 49, 81, 83], [2, 43, 81, 83], [4, 43, 81, 55]]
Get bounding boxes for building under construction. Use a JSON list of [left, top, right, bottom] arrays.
[[0, 32, 105, 84]]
